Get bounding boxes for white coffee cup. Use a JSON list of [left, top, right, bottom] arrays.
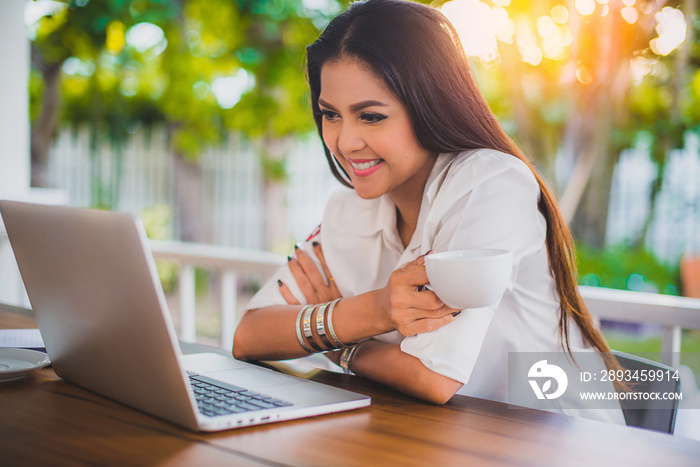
[[423, 249, 513, 309]]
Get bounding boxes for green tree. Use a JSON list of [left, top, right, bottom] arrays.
[[434, 0, 699, 250], [30, 0, 333, 243], [29, 0, 179, 204], [30, 0, 700, 252]]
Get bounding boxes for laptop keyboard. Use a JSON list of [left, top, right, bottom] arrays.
[[187, 372, 294, 418]]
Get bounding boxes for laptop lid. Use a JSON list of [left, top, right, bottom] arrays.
[[0, 200, 370, 431], [1, 200, 201, 429]]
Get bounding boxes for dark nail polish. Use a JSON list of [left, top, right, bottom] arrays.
[[312, 241, 319, 247], [287, 256, 292, 261], [451, 311, 461, 317], [294, 244, 299, 250], [277, 279, 283, 287]]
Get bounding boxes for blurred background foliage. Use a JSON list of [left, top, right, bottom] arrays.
[[25, 0, 700, 297], [577, 243, 680, 294]]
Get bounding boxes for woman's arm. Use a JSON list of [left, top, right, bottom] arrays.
[[233, 290, 392, 361], [235, 304, 463, 404], [350, 340, 464, 404], [233, 251, 458, 361]]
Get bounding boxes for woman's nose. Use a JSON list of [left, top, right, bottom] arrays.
[[337, 122, 365, 155]]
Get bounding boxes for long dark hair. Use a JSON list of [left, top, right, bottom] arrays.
[[306, 0, 610, 356]]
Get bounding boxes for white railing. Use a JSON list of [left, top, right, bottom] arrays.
[[4, 234, 700, 359], [149, 240, 285, 350], [150, 240, 700, 361], [580, 285, 700, 367]]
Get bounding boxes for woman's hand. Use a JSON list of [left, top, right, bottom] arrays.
[[379, 255, 460, 336], [278, 242, 342, 305]]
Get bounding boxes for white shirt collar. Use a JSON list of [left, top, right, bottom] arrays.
[[328, 152, 461, 251]]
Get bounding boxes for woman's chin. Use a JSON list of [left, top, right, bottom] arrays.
[[353, 185, 385, 200]]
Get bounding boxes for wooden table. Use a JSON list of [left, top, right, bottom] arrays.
[[1, 307, 699, 466]]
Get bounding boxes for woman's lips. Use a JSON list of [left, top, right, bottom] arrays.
[[347, 158, 384, 177]]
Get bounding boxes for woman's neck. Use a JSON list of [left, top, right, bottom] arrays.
[[389, 154, 437, 248], [391, 178, 428, 249], [395, 207, 418, 248]]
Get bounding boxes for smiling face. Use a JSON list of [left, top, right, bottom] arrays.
[[318, 58, 437, 206]]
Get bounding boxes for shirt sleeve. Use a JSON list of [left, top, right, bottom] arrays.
[[400, 159, 546, 385]]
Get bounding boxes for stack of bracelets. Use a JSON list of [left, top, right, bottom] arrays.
[[294, 298, 365, 375]]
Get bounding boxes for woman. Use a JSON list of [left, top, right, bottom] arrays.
[[233, 0, 623, 424]]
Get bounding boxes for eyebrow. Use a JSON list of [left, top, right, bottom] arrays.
[[318, 99, 388, 113]]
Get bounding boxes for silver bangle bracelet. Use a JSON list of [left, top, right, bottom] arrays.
[[325, 298, 345, 348], [302, 304, 323, 352], [339, 342, 363, 375], [296, 305, 313, 353], [315, 302, 333, 350]]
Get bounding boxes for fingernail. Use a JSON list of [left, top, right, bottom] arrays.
[[451, 311, 461, 317], [427, 249, 435, 255], [277, 279, 283, 287], [294, 244, 299, 250], [287, 256, 292, 261], [312, 241, 319, 247]]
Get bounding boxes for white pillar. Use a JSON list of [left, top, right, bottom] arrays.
[[179, 264, 197, 342], [220, 269, 238, 351], [0, 0, 31, 199], [0, 0, 31, 307]]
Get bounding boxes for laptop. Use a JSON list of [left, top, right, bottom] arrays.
[[0, 200, 370, 432]]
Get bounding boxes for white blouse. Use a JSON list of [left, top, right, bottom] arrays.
[[243, 149, 625, 425]]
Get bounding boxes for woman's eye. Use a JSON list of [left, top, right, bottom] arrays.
[[320, 110, 339, 121], [361, 112, 388, 124]]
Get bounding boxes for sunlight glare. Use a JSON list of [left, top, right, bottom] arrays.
[[126, 23, 166, 54], [551, 5, 569, 24], [522, 45, 543, 66], [621, 6, 638, 24], [629, 56, 658, 83], [492, 6, 510, 32], [25, 0, 67, 40], [575, 0, 596, 16], [576, 65, 593, 85], [441, 0, 505, 61], [651, 7, 687, 56], [562, 26, 574, 46], [537, 16, 556, 37], [496, 18, 517, 44], [515, 17, 536, 49], [542, 34, 565, 59], [212, 69, 255, 109]]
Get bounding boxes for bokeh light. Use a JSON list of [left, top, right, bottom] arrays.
[[212, 69, 255, 109], [651, 7, 687, 56], [537, 16, 556, 37], [575, 0, 596, 16], [551, 5, 569, 24], [522, 45, 543, 66], [621, 6, 638, 24], [438, 0, 686, 75], [576, 65, 593, 85], [126, 23, 166, 55], [441, 0, 501, 61]]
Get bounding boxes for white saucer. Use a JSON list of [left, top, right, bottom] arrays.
[[0, 348, 50, 383]]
